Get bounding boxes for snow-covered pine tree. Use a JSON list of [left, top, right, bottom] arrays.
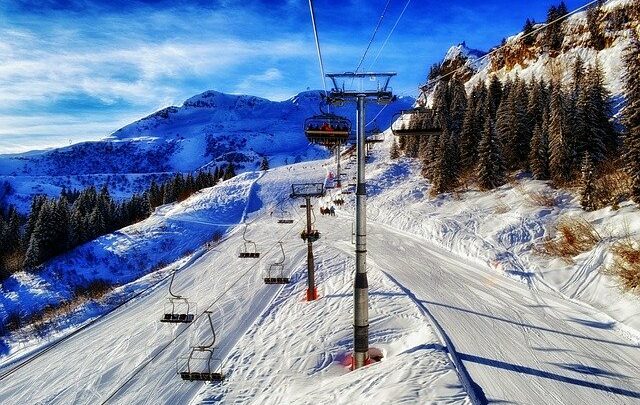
[[459, 101, 478, 172], [529, 118, 551, 180], [587, 61, 616, 157], [487, 75, 503, 119], [260, 157, 269, 171], [549, 85, 573, 185], [580, 153, 598, 211], [512, 76, 532, 170], [527, 78, 545, 128], [476, 111, 506, 190], [421, 133, 440, 178], [586, 0, 605, 50], [389, 137, 400, 159], [449, 78, 467, 136], [22, 195, 47, 250], [622, 35, 640, 202], [522, 18, 536, 47], [223, 162, 236, 180], [495, 94, 514, 158], [431, 129, 459, 194]]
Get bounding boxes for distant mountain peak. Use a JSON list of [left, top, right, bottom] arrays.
[[443, 42, 486, 63]]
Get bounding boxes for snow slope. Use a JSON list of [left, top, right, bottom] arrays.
[[0, 90, 413, 212], [0, 170, 263, 336], [1, 141, 639, 404], [0, 162, 470, 405]]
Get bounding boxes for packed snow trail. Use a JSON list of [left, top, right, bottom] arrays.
[[327, 218, 640, 404]]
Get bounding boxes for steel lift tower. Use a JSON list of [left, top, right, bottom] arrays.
[[326, 72, 396, 370]]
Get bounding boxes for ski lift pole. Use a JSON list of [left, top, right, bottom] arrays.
[[354, 95, 368, 370], [325, 71, 395, 371], [336, 142, 342, 188], [306, 196, 317, 300]]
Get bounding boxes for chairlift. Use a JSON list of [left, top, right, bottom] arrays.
[[263, 242, 290, 284], [391, 108, 442, 136], [301, 229, 320, 242], [238, 224, 260, 258], [276, 202, 294, 224], [365, 126, 385, 144], [178, 311, 224, 382], [161, 270, 196, 324], [304, 113, 351, 146]]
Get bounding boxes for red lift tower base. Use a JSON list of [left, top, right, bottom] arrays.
[[306, 287, 318, 301]]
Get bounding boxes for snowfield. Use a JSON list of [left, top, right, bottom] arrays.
[[0, 137, 639, 404]]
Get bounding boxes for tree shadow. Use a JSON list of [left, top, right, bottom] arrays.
[[567, 317, 615, 330], [551, 362, 627, 379], [460, 352, 640, 400], [421, 299, 639, 349]]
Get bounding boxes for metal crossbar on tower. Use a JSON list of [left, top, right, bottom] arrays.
[[326, 72, 396, 370], [290, 183, 325, 301]]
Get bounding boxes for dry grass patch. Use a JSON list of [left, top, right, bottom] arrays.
[[4, 280, 115, 338], [494, 200, 510, 214], [605, 237, 640, 292], [526, 190, 556, 207], [594, 161, 632, 210], [537, 216, 601, 262]]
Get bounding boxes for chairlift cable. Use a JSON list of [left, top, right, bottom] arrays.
[[367, 0, 413, 71], [308, 0, 329, 97], [353, 0, 393, 74]]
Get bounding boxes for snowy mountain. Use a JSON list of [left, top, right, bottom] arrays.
[[0, 90, 413, 211], [422, 0, 638, 103]]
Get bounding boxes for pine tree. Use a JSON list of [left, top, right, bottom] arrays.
[[487, 75, 503, 119], [549, 86, 572, 185], [259, 157, 269, 171], [545, 3, 568, 52], [527, 78, 546, 129], [586, 1, 605, 50], [622, 36, 640, 202], [148, 180, 163, 208], [22, 195, 47, 250], [580, 153, 598, 211], [389, 137, 400, 159], [431, 129, 459, 194], [448, 78, 468, 136], [476, 113, 506, 190], [223, 163, 236, 180], [529, 119, 551, 180], [522, 18, 536, 47]]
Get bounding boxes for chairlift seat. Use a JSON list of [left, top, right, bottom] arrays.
[[263, 277, 290, 284], [277, 219, 294, 224], [161, 313, 195, 323], [180, 372, 223, 381], [239, 252, 260, 258]]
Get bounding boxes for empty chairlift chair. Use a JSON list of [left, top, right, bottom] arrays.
[[276, 203, 294, 224], [179, 311, 224, 382], [238, 224, 260, 258], [391, 108, 442, 137], [263, 242, 290, 284], [160, 271, 196, 324], [365, 126, 385, 144]]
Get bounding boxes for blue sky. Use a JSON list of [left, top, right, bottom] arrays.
[[0, 0, 584, 153]]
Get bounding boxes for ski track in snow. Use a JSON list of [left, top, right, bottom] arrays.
[[0, 139, 639, 403]]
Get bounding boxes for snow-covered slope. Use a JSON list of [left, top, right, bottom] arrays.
[[0, 90, 413, 212], [1, 141, 639, 404]]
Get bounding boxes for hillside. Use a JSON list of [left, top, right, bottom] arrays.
[[423, 0, 639, 103], [0, 91, 413, 211]]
